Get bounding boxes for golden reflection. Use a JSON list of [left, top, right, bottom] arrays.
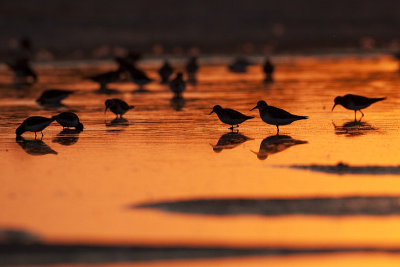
[[170, 96, 186, 111], [332, 120, 376, 137], [211, 132, 252, 153], [52, 129, 81, 146], [16, 136, 57, 156]]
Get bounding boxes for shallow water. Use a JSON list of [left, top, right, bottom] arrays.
[[1, 54, 400, 265]]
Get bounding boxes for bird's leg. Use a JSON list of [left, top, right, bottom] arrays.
[[229, 126, 234, 131], [359, 110, 364, 119], [41, 131, 44, 137], [276, 125, 280, 135], [34, 132, 37, 138], [354, 110, 357, 121]]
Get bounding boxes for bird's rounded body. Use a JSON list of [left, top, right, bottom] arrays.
[[16, 116, 55, 136], [158, 61, 174, 83], [333, 94, 385, 111], [37, 89, 73, 105], [105, 98, 134, 117], [53, 112, 83, 131], [210, 105, 254, 128], [169, 73, 186, 97]]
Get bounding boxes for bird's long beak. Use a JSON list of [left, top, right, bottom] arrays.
[[250, 106, 258, 111], [209, 110, 214, 115], [331, 104, 337, 112]]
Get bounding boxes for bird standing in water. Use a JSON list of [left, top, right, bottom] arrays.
[[105, 99, 135, 118], [169, 72, 186, 98], [16, 116, 55, 137], [210, 105, 254, 130], [251, 100, 308, 134], [36, 89, 74, 106], [332, 94, 386, 120], [158, 60, 174, 84], [52, 112, 84, 131]]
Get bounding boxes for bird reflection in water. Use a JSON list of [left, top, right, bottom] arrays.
[[105, 118, 129, 131], [52, 129, 81, 146], [332, 120, 376, 137], [16, 136, 57, 156], [170, 96, 186, 111], [252, 135, 307, 160], [211, 132, 252, 153]]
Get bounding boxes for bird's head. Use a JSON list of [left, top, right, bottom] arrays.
[[250, 100, 268, 111], [209, 105, 222, 115], [105, 99, 114, 113], [332, 96, 343, 111], [15, 125, 25, 136]]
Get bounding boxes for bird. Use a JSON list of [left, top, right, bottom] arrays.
[[228, 57, 252, 73], [211, 132, 252, 153], [126, 66, 152, 92], [36, 89, 74, 106], [332, 94, 386, 120], [52, 112, 84, 131], [209, 105, 254, 130], [158, 60, 174, 84], [251, 135, 307, 160], [169, 72, 186, 98], [263, 57, 275, 82], [16, 116, 55, 137], [251, 100, 308, 134], [6, 58, 37, 85], [105, 98, 134, 118], [87, 69, 122, 94], [185, 56, 199, 84]]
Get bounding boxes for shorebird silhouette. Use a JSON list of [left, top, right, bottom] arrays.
[[36, 89, 73, 106], [158, 60, 174, 84], [87, 69, 121, 94], [6, 58, 37, 86], [169, 72, 186, 98], [185, 56, 199, 84], [210, 105, 254, 130], [105, 99, 134, 118], [16, 116, 55, 138], [251, 100, 308, 134], [52, 112, 84, 131], [263, 57, 275, 83], [332, 94, 386, 120], [251, 135, 307, 160]]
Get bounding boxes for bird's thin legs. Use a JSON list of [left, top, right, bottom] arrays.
[[276, 125, 280, 135]]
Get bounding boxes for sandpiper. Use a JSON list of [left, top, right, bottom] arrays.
[[16, 116, 55, 137], [185, 56, 199, 84], [210, 105, 254, 130], [332, 94, 386, 120], [251, 100, 308, 134], [169, 72, 186, 98], [87, 69, 121, 93], [105, 98, 134, 118], [263, 57, 275, 82], [158, 60, 174, 84], [52, 112, 84, 131], [127, 66, 153, 91], [6, 58, 37, 85], [36, 89, 74, 106]]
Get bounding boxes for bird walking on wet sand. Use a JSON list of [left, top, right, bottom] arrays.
[[251, 100, 308, 134], [36, 89, 74, 106], [332, 94, 386, 120], [6, 58, 37, 85], [105, 98, 134, 118], [158, 60, 174, 84], [16, 116, 55, 137], [169, 72, 186, 98], [87, 69, 122, 94], [52, 112, 84, 131], [263, 57, 275, 83], [185, 56, 199, 84], [209, 105, 254, 130]]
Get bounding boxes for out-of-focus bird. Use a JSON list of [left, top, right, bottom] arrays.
[[105, 98, 134, 118], [158, 60, 174, 84]]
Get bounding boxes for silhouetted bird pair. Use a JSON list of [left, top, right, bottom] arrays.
[[16, 112, 83, 138]]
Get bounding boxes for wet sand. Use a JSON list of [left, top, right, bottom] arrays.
[[1, 54, 400, 265]]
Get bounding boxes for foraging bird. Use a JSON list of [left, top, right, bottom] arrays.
[[251, 100, 308, 134], [158, 60, 174, 84], [169, 72, 186, 98], [251, 135, 307, 160], [52, 112, 83, 131], [228, 57, 251, 73], [87, 69, 122, 93], [6, 58, 37, 85], [36, 89, 73, 106], [185, 56, 199, 84], [16, 116, 55, 137], [105, 98, 134, 118], [126, 66, 152, 91], [211, 132, 252, 153], [209, 105, 254, 130], [332, 94, 386, 120], [263, 57, 275, 82]]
